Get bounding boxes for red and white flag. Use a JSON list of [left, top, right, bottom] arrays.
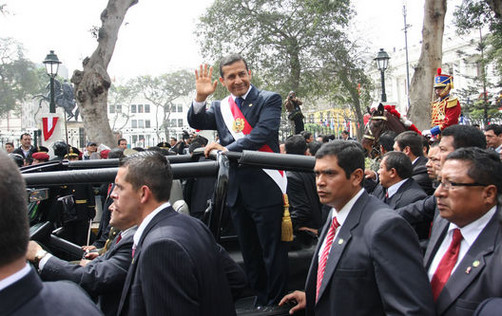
[[42, 117, 59, 141]]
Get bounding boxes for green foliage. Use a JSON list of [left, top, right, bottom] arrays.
[[454, 0, 502, 84], [0, 37, 45, 117], [195, 0, 371, 138]]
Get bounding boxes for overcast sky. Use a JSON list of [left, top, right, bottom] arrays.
[[0, 0, 460, 83]]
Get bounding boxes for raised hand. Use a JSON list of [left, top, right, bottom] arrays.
[[195, 64, 218, 102]]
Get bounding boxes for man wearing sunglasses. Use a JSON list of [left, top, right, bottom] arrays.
[[424, 147, 502, 315]]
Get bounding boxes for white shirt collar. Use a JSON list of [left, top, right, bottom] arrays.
[[330, 188, 365, 227], [133, 202, 171, 249], [412, 157, 420, 165], [387, 178, 408, 198], [232, 85, 253, 101], [448, 205, 497, 248], [120, 225, 138, 241], [0, 263, 31, 292]]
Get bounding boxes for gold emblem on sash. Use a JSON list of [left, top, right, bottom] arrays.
[[233, 118, 245, 133]]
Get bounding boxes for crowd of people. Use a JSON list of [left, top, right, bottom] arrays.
[[1, 53, 502, 316]]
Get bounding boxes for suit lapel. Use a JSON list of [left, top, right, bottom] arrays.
[[316, 192, 367, 302], [240, 85, 258, 117], [389, 178, 412, 208], [117, 207, 176, 315], [424, 216, 449, 268], [435, 212, 499, 315]]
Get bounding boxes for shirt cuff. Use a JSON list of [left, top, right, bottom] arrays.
[[192, 100, 206, 114], [39, 253, 53, 270]]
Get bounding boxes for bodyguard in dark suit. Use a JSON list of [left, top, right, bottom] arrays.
[[26, 203, 136, 316], [285, 135, 324, 238], [424, 148, 502, 316], [280, 141, 434, 315], [113, 152, 236, 316], [187, 54, 287, 306], [373, 151, 429, 239], [394, 131, 435, 195], [0, 152, 101, 316]]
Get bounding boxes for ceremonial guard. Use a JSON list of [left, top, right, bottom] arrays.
[[431, 68, 461, 137]]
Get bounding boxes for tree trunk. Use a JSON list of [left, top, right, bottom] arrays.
[[407, 0, 446, 130], [71, 0, 138, 148]]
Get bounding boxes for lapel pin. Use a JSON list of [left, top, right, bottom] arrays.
[[338, 238, 344, 245], [473, 260, 480, 268], [131, 258, 134, 264], [249, 103, 253, 107], [465, 266, 471, 274]]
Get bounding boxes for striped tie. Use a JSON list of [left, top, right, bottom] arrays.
[[316, 217, 340, 301]]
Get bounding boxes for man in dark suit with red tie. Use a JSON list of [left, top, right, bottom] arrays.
[[187, 54, 287, 306], [114, 151, 237, 316], [280, 141, 434, 315], [424, 147, 502, 316]]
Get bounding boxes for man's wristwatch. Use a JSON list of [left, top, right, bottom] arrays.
[[33, 249, 48, 269]]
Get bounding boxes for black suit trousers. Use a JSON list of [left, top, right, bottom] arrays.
[[230, 193, 288, 306]]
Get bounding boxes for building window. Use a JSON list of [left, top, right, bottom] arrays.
[[177, 105, 183, 112], [131, 104, 137, 113], [138, 119, 144, 128], [138, 104, 144, 113], [171, 105, 176, 112], [145, 120, 151, 128], [178, 119, 183, 127], [116, 104, 122, 113], [145, 104, 150, 113], [109, 105, 115, 113], [171, 119, 177, 127], [131, 120, 137, 128]]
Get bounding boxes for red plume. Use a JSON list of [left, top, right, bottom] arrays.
[[437, 68, 442, 75]]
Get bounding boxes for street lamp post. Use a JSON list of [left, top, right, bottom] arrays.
[[374, 48, 390, 102], [43, 50, 61, 113]]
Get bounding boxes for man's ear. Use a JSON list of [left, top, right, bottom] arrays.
[[352, 168, 364, 186], [482, 185, 498, 206], [403, 146, 411, 156], [139, 185, 151, 204], [218, 77, 225, 85]]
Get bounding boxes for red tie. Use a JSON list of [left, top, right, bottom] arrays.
[[115, 233, 122, 244], [431, 228, 463, 300], [316, 217, 340, 301]]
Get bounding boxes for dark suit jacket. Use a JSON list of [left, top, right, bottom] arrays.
[[0, 267, 102, 316], [117, 207, 236, 316], [187, 85, 283, 208], [304, 191, 434, 315], [372, 178, 430, 239], [413, 156, 435, 195], [286, 170, 323, 231], [40, 228, 135, 316], [474, 297, 502, 316], [424, 209, 502, 316]]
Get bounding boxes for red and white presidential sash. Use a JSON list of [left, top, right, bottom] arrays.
[[42, 116, 59, 141], [220, 96, 287, 194]]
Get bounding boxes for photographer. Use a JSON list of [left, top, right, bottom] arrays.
[[284, 91, 304, 134]]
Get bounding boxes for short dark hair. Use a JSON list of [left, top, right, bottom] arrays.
[[342, 130, 349, 135], [446, 147, 502, 193], [316, 140, 365, 182], [20, 133, 31, 140], [382, 151, 413, 180], [219, 54, 249, 78], [0, 152, 29, 267], [118, 138, 126, 145], [285, 135, 307, 155], [5, 142, 14, 147], [442, 125, 486, 149], [485, 124, 502, 136], [119, 151, 173, 202], [394, 131, 424, 157], [301, 131, 312, 141], [378, 131, 397, 152], [308, 141, 322, 156], [108, 148, 125, 159]]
